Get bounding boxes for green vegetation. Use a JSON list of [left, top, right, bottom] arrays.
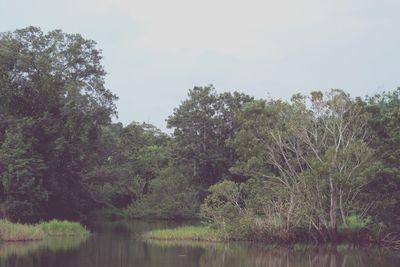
[[127, 168, 200, 219], [143, 226, 223, 242], [1, 26, 400, 246], [39, 220, 89, 236], [0, 220, 88, 241], [0, 26, 117, 222], [0, 220, 45, 241]]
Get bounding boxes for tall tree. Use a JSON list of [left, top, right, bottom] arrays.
[[167, 86, 253, 186], [0, 27, 117, 221], [360, 88, 400, 229], [232, 90, 375, 239]]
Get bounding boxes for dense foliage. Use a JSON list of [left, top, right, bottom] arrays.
[[0, 27, 117, 221], [1, 27, 400, 243]]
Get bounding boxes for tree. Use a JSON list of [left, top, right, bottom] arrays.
[[360, 88, 400, 229], [0, 119, 48, 222], [88, 122, 169, 209], [167, 85, 253, 186], [0, 27, 117, 221], [232, 90, 375, 240]]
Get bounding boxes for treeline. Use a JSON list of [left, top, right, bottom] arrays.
[[1, 28, 400, 242]]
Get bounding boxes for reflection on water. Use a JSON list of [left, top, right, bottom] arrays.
[[0, 220, 399, 267], [0, 236, 88, 267], [0, 236, 88, 258]]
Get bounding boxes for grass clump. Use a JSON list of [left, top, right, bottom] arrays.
[[0, 219, 89, 242], [39, 220, 89, 236], [143, 226, 223, 242], [0, 220, 45, 241]]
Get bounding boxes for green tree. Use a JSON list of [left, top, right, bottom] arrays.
[[127, 167, 200, 219], [167, 85, 253, 186], [0, 27, 117, 221], [88, 122, 169, 209], [0, 119, 48, 222], [232, 90, 375, 240], [360, 88, 400, 229]]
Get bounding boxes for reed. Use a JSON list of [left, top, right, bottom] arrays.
[[0, 219, 89, 242]]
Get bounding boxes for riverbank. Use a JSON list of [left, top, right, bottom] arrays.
[[0, 219, 89, 241], [142, 224, 400, 250]]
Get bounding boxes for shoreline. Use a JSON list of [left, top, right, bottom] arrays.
[[142, 225, 400, 249]]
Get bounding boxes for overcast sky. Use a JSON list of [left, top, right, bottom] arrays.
[[1, 0, 400, 130]]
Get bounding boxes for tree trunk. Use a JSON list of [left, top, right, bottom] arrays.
[[287, 193, 294, 231], [339, 188, 348, 228], [329, 175, 337, 230]]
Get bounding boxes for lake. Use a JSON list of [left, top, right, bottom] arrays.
[[0, 220, 399, 267]]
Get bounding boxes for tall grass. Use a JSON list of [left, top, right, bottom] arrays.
[[143, 226, 223, 242], [0, 220, 45, 241], [40, 220, 89, 236], [0, 219, 89, 242]]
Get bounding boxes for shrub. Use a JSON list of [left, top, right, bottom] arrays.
[[200, 180, 244, 224], [199, 180, 255, 239], [346, 215, 371, 230]]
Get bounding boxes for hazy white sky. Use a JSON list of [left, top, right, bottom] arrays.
[[1, 0, 400, 130]]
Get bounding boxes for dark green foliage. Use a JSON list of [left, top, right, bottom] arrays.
[[88, 122, 169, 209], [167, 86, 253, 186], [227, 99, 283, 180], [0, 27, 117, 222], [200, 180, 254, 239], [0, 119, 48, 222], [200, 180, 243, 224], [359, 89, 400, 230], [127, 168, 200, 219]]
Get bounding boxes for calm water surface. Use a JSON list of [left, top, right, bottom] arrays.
[[0, 220, 399, 267]]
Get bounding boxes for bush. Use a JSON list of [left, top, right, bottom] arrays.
[[200, 180, 243, 224], [199, 180, 255, 239], [346, 215, 371, 230]]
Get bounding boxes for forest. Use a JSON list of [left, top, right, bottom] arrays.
[[1, 27, 400, 243]]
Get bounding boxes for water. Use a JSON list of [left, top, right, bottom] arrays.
[[0, 220, 399, 267]]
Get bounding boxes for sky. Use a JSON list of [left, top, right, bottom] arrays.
[[1, 0, 400, 131]]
